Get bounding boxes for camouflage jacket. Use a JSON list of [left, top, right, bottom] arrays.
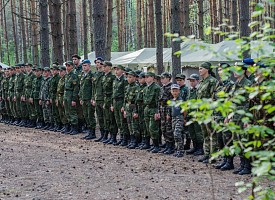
[[159, 82, 173, 106], [23, 72, 36, 98], [92, 71, 104, 101], [57, 76, 65, 97], [79, 71, 93, 101], [196, 75, 218, 99], [64, 70, 79, 102], [8, 74, 16, 98], [39, 76, 52, 101], [143, 82, 161, 109], [32, 75, 43, 100], [102, 72, 115, 99], [112, 74, 128, 101], [179, 85, 189, 101], [49, 74, 61, 100]]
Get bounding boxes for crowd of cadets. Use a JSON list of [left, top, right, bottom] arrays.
[[0, 55, 273, 176]]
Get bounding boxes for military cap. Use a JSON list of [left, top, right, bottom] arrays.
[[52, 65, 60, 70], [145, 72, 155, 77], [256, 62, 268, 68], [243, 58, 254, 66], [15, 64, 21, 68], [34, 66, 42, 71], [65, 61, 74, 66], [59, 66, 66, 71], [94, 57, 104, 63], [161, 72, 172, 78], [113, 65, 125, 71], [72, 54, 81, 59], [127, 70, 137, 77], [103, 61, 112, 67], [175, 74, 186, 79], [82, 59, 91, 65], [134, 70, 142, 76], [155, 75, 161, 80], [200, 62, 212, 70], [138, 72, 146, 78], [124, 67, 132, 73], [52, 62, 59, 66], [218, 62, 230, 68], [235, 62, 248, 70], [187, 74, 200, 80], [25, 63, 33, 67], [43, 67, 51, 71], [171, 84, 180, 90]]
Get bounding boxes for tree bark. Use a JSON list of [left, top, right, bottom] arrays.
[[116, 0, 122, 51], [231, 0, 238, 31], [3, 0, 10, 65], [239, 0, 250, 58], [142, 0, 148, 47], [136, 0, 142, 50], [49, 0, 63, 64], [148, 0, 155, 47], [10, 0, 19, 63], [89, 0, 94, 52], [105, 0, 113, 60], [68, 0, 78, 57], [210, 0, 219, 43], [183, 0, 190, 36], [19, 0, 27, 62], [198, 0, 204, 40], [39, 0, 50, 68], [93, 0, 106, 58], [82, 0, 88, 59], [163, 0, 168, 48], [30, 0, 39, 65], [155, 0, 163, 74], [171, 0, 181, 81]]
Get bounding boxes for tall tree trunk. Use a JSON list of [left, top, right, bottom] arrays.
[[82, 0, 88, 59], [30, 0, 39, 65], [231, 0, 238, 31], [183, 0, 190, 36], [210, 0, 219, 43], [63, 1, 69, 61], [10, 0, 19, 63], [3, 0, 10, 65], [116, 0, 122, 51], [143, 0, 148, 47], [163, 0, 168, 48], [0, 0, 2, 61], [218, 0, 224, 41], [148, 0, 155, 47], [39, 0, 50, 67], [49, 0, 63, 64], [89, 0, 94, 52], [239, 0, 250, 58], [93, 0, 106, 58], [19, 0, 27, 62], [171, 0, 181, 81], [68, 0, 78, 57], [105, 0, 113, 60], [198, 0, 204, 40], [155, 0, 163, 74], [136, 0, 142, 50], [122, 0, 126, 50]]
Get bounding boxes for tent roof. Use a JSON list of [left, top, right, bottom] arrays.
[[0, 62, 9, 69], [81, 52, 132, 64]]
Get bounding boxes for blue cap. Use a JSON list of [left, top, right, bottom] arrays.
[[256, 62, 268, 68], [82, 59, 91, 64], [243, 58, 255, 66], [94, 57, 104, 64]]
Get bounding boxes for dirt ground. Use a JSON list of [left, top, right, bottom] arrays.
[[0, 123, 253, 200]]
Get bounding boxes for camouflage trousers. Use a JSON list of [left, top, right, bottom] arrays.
[[57, 96, 67, 125], [14, 94, 22, 118], [103, 97, 117, 133], [95, 100, 104, 130], [51, 98, 61, 125], [82, 100, 96, 129], [201, 123, 218, 156], [34, 99, 43, 121], [64, 98, 78, 125], [113, 99, 128, 137], [144, 106, 159, 140], [172, 116, 184, 151], [125, 103, 139, 137], [26, 98, 36, 120], [134, 104, 148, 137], [42, 101, 52, 123], [160, 106, 174, 143], [188, 121, 203, 146]]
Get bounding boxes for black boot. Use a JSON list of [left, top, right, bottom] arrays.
[[28, 120, 36, 128], [48, 123, 55, 131], [112, 133, 117, 145], [101, 131, 109, 143], [70, 125, 79, 135], [43, 123, 50, 130], [95, 129, 105, 142], [127, 135, 134, 148], [62, 124, 71, 134], [184, 138, 191, 150], [141, 137, 151, 150], [128, 136, 138, 149], [120, 135, 128, 147], [198, 155, 209, 162], [103, 131, 111, 143], [19, 119, 26, 127], [159, 142, 169, 153], [151, 139, 160, 153], [221, 156, 234, 171], [186, 142, 197, 155], [85, 129, 96, 140], [215, 157, 227, 169], [164, 142, 175, 155], [137, 137, 145, 149], [60, 125, 66, 132], [55, 124, 63, 132], [108, 133, 116, 144], [194, 143, 204, 156], [238, 158, 251, 175], [233, 156, 245, 174]]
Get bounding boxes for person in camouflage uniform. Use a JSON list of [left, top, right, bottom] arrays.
[[92, 57, 105, 142], [31, 67, 44, 128], [56, 66, 68, 133], [1, 68, 11, 123], [49, 65, 61, 131], [112, 65, 129, 146], [159, 72, 174, 154], [101, 61, 118, 143], [64, 61, 80, 134], [243, 58, 255, 84], [225, 62, 252, 175], [196, 62, 218, 164], [39, 67, 52, 130], [8, 67, 16, 124], [0, 68, 5, 121], [22, 64, 36, 127], [175, 73, 190, 150], [123, 70, 139, 149], [79, 60, 96, 140], [143, 72, 161, 153]]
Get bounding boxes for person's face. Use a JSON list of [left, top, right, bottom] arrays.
[[95, 60, 103, 69], [59, 70, 66, 77], [5, 70, 9, 76], [199, 67, 208, 77], [35, 70, 42, 77], [176, 78, 185, 86], [171, 88, 180, 98], [189, 79, 198, 88], [72, 57, 80, 65], [233, 66, 244, 78], [127, 74, 135, 83], [217, 67, 223, 77], [115, 68, 123, 77], [161, 77, 170, 85], [43, 70, 50, 77], [65, 64, 73, 73], [138, 77, 145, 84], [145, 76, 154, 84], [15, 67, 20, 73], [103, 65, 110, 73], [83, 63, 91, 72], [25, 66, 31, 73]]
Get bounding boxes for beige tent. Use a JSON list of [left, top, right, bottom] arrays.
[[0, 62, 9, 69], [81, 52, 132, 64]]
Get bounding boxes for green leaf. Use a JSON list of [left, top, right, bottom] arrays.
[[205, 26, 212, 36]]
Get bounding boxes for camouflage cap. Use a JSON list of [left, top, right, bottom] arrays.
[[218, 62, 230, 68], [34, 66, 42, 71], [200, 62, 212, 70], [65, 61, 74, 66], [161, 72, 172, 78], [124, 67, 132, 73], [187, 74, 200, 80], [127, 70, 137, 77], [235, 62, 248, 70], [51, 65, 60, 70], [175, 74, 186, 79], [138, 72, 145, 78], [134, 70, 142, 76], [43, 67, 51, 71], [113, 65, 125, 71], [59, 66, 66, 71], [103, 61, 112, 67], [145, 72, 155, 77], [155, 75, 161, 80]]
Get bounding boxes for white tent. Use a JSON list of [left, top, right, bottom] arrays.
[[0, 62, 9, 69], [81, 51, 132, 64]]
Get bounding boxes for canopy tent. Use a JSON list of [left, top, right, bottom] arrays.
[[81, 51, 132, 64], [0, 62, 9, 69], [251, 40, 275, 59]]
